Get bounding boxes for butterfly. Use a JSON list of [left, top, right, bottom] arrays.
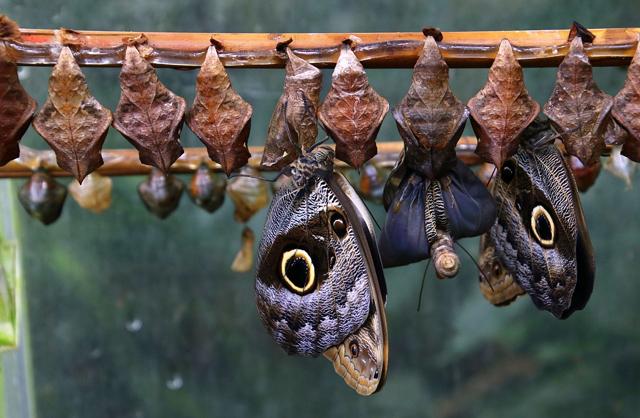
[[255, 145, 388, 395], [478, 116, 596, 318]]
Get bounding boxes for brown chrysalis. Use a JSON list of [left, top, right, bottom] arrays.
[[318, 40, 388, 169], [261, 45, 322, 169], [68, 172, 113, 214], [113, 41, 185, 173], [32, 47, 112, 183], [230, 226, 255, 273], [137, 168, 184, 219], [612, 37, 640, 162], [188, 162, 226, 213], [227, 167, 268, 223], [0, 16, 37, 166], [18, 168, 67, 225], [543, 36, 612, 166], [394, 35, 468, 179], [468, 39, 539, 169], [187, 42, 253, 176]]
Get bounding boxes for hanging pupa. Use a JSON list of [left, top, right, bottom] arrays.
[[0, 16, 36, 166], [468, 39, 539, 169], [33, 47, 112, 183], [230, 226, 255, 273], [612, 35, 640, 162], [544, 35, 612, 166], [227, 166, 268, 223], [318, 39, 388, 169], [113, 36, 186, 174], [187, 40, 253, 175], [68, 172, 113, 213], [18, 168, 67, 225], [138, 168, 184, 219], [261, 42, 322, 169], [188, 162, 226, 213]]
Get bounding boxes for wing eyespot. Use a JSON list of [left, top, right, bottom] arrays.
[[330, 211, 348, 238], [530, 205, 555, 248], [280, 249, 316, 294]]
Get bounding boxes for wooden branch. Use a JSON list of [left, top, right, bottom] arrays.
[[0, 140, 479, 178], [8, 28, 640, 69]]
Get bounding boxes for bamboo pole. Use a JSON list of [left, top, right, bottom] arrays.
[[8, 27, 640, 68], [0, 140, 481, 178]]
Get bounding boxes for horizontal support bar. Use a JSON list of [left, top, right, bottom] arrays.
[[8, 28, 640, 69], [3, 140, 481, 178]]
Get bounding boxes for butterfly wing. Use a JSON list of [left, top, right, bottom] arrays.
[[256, 174, 371, 357], [323, 171, 388, 395], [486, 140, 595, 318]]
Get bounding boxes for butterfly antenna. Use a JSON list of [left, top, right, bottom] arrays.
[[416, 258, 431, 312], [484, 166, 497, 189], [307, 135, 331, 152], [454, 241, 492, 291]]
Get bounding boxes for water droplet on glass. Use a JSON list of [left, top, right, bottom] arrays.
[[166, 373, 183, 391], [125, 318, 143, 332]]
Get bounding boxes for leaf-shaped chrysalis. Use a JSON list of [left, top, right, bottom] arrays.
[[543, 36, 612, 166], [113, 42, 186, 173], [468, 39, 539, 169], [187, 44, 252, 176], [318, 40, 388, 169], [612, 37, 640, 162], [18, 168, 67, 225], [33, 47, 112, 183], [0, 16, 36, 166], [261, 46, 322, 169], [138, 168, 184, 219], [394, 35, 468, 179]]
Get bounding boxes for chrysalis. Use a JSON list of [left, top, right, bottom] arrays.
[[33, 47, 112, 183], [318, 39, 388, 169], [227, 167, 268, 223], [68, 172, 113, 213], [113, 38, 186, 173], [0, 16, 36, 166], [468, 39, 539, 169], [612, 36, 640, 162], [187, 42, 253, 175], [188, 162, 226, 213], [18, 168, 67, 225], [230, 226, 255, 273], [138, 168, 184, 219], [261, 44, 322, 169], [544, 36, 612, 166]]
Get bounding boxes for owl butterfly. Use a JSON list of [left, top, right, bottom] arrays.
[[479, 116, 595, 318], [379, 33, 496, 278], [256, 146, 388, 396]]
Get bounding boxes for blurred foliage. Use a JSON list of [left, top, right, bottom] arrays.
[[0, 0, 639, 417]]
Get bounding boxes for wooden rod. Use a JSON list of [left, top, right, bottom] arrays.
[[8, 27, 640, 69], [1, 140, 481, 178]]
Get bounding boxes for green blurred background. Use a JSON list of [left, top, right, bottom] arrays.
[[0, 0, 639, 417]]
